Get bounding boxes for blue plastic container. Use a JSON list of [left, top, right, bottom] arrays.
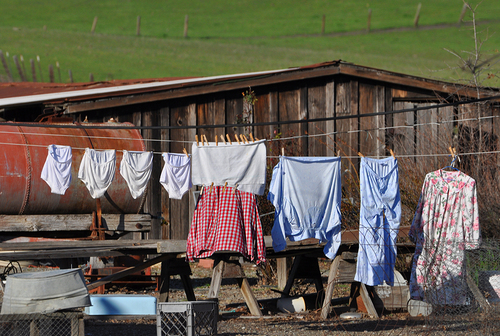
[[84, 294, 157, 316]]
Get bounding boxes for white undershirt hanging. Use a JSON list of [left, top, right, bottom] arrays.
[[120, 150, 153, 199], [40, 144, 73, 195], [191, 140, 266, 195], [160, 153, 192, 199], [78, 148, 116, 199]]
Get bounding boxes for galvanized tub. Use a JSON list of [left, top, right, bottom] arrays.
[[1, 268, 91, 314]]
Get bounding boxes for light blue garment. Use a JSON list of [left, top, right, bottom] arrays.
[[355, 157, 401, 286], [268, 156, 342, 259]]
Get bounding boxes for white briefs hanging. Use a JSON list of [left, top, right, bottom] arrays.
[[78, 148, 116, 199], [40, 144, 73, 195], [120, 150, 153, 199], [160, 153, 192, 199]]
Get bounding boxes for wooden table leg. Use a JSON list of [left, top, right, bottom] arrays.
[[237, 278, 263, 317], [208, 258, 224, 299], [159, 259, 171, 302], [360, 283, 379, 318], [321, 255, 341, 319], [180, 273, 196, 301]]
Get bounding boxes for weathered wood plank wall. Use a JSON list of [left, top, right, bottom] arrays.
[[85, 76, 496, 240]]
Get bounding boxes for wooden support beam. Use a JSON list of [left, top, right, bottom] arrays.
[[237, 277, 262, 317], [0, 214, 151, 232], [208, 258, 224, 299], [466, 272, 490, 311], [87, 254, 174, 291], [360, 283, 379, 318], [208, 258, 262, 316], [281, 255, 323, 298], [159, 259, 171, 303], [321, 255, 341, 319], [276, 257, 289, 290], [159, 258, 196, 303]]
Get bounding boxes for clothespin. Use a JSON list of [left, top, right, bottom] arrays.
[[281, 148, 285, 156], [358, 152, 364, 157], [447, 146, 459, 168], [249, 133, 255, 142], [449, 147, 458, 158], [226, 134, 232, 145], [337, 150, 341, 157], [235, 134, 240, 144], [196, 135, 199, 146], [209, 182, 214, 193], [215, 135, 218, 146], [241, 134, 249, 144], [233, 183, 238, 194], [455, 149, 461, 164], [200, 185, 204, 196], [222, 182, 228, 193], [220, 134, 226, 145], [203, 134, 209, 146], [389, 149, 395, 159], [183, 148, 189, 157]]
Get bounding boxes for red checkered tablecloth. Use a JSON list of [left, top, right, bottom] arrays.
[[186, 186, 266, 264]]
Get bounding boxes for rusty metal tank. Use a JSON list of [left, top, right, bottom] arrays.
[[0, 121, 146, 215]]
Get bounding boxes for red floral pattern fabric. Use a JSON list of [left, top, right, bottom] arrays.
[[409, 170, 481, 305]]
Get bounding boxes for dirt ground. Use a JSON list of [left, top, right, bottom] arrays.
[[83, 261, 500, 336]]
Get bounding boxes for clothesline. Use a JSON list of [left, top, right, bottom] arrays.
[[1, 140, 500, 160], [0, 114, 497, 145]]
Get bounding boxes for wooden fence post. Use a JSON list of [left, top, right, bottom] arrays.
[[458, 3, 468, 25], [321, 14, 325, 34], [0, 51, 13, 82], [91, 16, 98, 34], [136, 16, 141, 36], [30, 59, 37, 82], [89, 73, 94, 82], [37, 55, 44, 82], [414, 3, 422, 28], [13, 55, 26, 81], [367, 8, 372, 32], [56, 61, 61, 82], [49, 64, 54, 83], [183, 15, 189, 38], [68, 69, 73, 83], [20, 55, 27, 81]]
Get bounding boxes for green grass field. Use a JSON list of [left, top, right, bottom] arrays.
[[0, 0, 499, 85]]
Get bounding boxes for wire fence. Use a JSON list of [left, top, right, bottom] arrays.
[[0, 312, 83, 336], [312, 236, 500, 335]]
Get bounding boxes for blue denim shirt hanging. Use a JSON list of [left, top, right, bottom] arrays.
[[268, 156, 342, 259], [355, 157, 401, 286]]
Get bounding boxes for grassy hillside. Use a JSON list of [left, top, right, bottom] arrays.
[[0, 0, 499, 85]]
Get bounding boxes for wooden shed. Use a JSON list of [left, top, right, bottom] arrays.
[[1, 60, 499, 240]]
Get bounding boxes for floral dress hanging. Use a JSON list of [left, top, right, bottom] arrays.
[[409, 169, 481, 305]]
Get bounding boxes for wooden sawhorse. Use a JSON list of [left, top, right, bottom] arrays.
[[208, 256, 263, 316], [321, 252, 379, 319], [158, 257, 196, 302]]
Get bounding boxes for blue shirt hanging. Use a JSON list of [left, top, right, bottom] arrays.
[[355, 157, 401, 286], [268, 156, 342, 259]]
